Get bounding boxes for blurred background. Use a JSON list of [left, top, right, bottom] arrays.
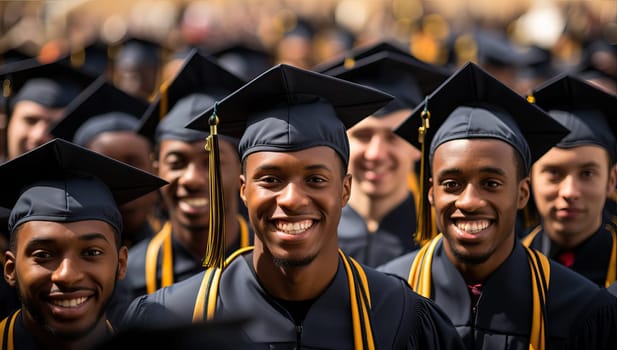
[[0, 0, 615, 96]]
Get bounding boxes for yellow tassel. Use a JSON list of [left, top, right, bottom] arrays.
[[158, 79, 171, 118], [202, 103, 226, 269], [416, 99, 433, 245]]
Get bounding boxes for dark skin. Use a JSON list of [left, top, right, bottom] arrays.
[[240, 146, 351, 301], [3, 220, 127, 350], [428, 139, 530, 284]]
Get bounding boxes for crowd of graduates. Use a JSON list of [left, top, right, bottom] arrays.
[[1, 0, 617, 349]]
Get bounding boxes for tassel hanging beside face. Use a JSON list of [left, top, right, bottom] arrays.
[[202, 103, 226, 269]]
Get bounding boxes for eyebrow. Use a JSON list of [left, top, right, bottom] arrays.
[[26, 232, 111, 247], [256, 163, 333, 172], [437, 166, 506, 179]]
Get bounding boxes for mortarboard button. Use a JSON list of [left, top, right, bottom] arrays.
[[325, 51, 451, 115], [313, 39, 412, 73], [394, 61, 569, 243], [0, 138, 167, 235], [530, 73, 617, 162]]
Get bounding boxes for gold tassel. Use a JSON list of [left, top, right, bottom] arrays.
[[158, 79, 171, 117], [202, 103, 226, 269], [416, 99, 433, 245]]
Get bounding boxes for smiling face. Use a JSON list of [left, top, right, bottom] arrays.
[[240, 146, 351, 269], [429, 139, 529, 273], [155, 138, 241, 243], [7, 101, 65, 160], [3, 220, 127, 339], [531, 145, 616, 246], [347, 109, 419, 202]]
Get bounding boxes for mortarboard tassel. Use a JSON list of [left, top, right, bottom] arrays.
[[158, 79, 171, 117], [202, 103, 226, 269], [416, 98, 433, 246]]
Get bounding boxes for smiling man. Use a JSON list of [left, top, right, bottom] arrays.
[[0, 139, 165, 349], [120, 64, 465, 349], [121, 49, 250, 299], [378, 62, 617, 349]]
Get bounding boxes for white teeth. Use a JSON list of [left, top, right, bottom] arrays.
[[51, 297, 87, 308], [276, 220, 313, 234], [456, 220, 490, 233], [181, 198, 208, 207]]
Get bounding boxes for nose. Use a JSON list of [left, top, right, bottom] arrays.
[[558, 175, 581, 201], [30, 122, 53, 147], [455, 184, 485, 212], [51, 258, 84, 286], [179, 162, 208, 189], [364, 135, 388, 161], [277, 182, 308, 210]]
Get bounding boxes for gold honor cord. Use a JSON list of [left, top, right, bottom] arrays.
[[416, 99, 433, 245], [145, 222, 173, 294], [145, 216, 248, 295], [192, 248, 375, 350], [0, 310, 114, 350], [525, 248, 550, 350], [521, 226, 542, 248], [202, 104, 226, 269], [407, 233, 441, 297], [408, 236, 550, 350], [523, 224, 617, 287], [605, 224, 617, 287]]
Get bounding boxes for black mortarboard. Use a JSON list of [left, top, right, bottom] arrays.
[[0, 47, 34, 66], [326, 51, 450, 115], [0, 138, 166, 235], [312, 40, 411, 73], [113, 36, 163, 67], [211, 42, 274, 81], [137, 48, 245, 143], [186, 63, 394, 165], [472, 29, 543, 68], [394, 62, 569, 242], [63, 40, 111, 77], [529, 74, 617, 163], [50, 76, 148, 145], [185, 63, 392, 268], [0, 59, 96, 116]]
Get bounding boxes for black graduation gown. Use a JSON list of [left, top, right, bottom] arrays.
[[122, 252, 465, 350], [525, 215, 616, 287], [609, 280, 617, 297], [338, 193, 418, 267], [123, 233, 205, 299], [0, 277, 20, 320], [378, 240, 617, 349]]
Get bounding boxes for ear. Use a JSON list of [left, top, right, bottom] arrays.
[[116, 246, 129, 281], [152, 158, 160, 175], [607, 163, 617, 196], [427, 177, 434, 207], [517, 176, 531, 210], [341, 173, 352, 207], [239, 174, 247, 205], [4, 251, 17, 287]]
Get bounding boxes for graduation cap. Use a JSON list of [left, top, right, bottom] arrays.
[[0, 47, 34, 66], [63, 40, 111, 77], [0, 59, 97, 116], [472, 29, 543, 68], [529, 74, 617, 163], [113, 36, 164, 68], [312, 39, 411, 73], [49, 76, 148, 146], [210, 42, 274, 81], [137, 48, 245, 144], [0, 138, 167, 236], [185, 63, 393, 267], [394, 62, 569, 243], [325, 51, 451, 115]]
